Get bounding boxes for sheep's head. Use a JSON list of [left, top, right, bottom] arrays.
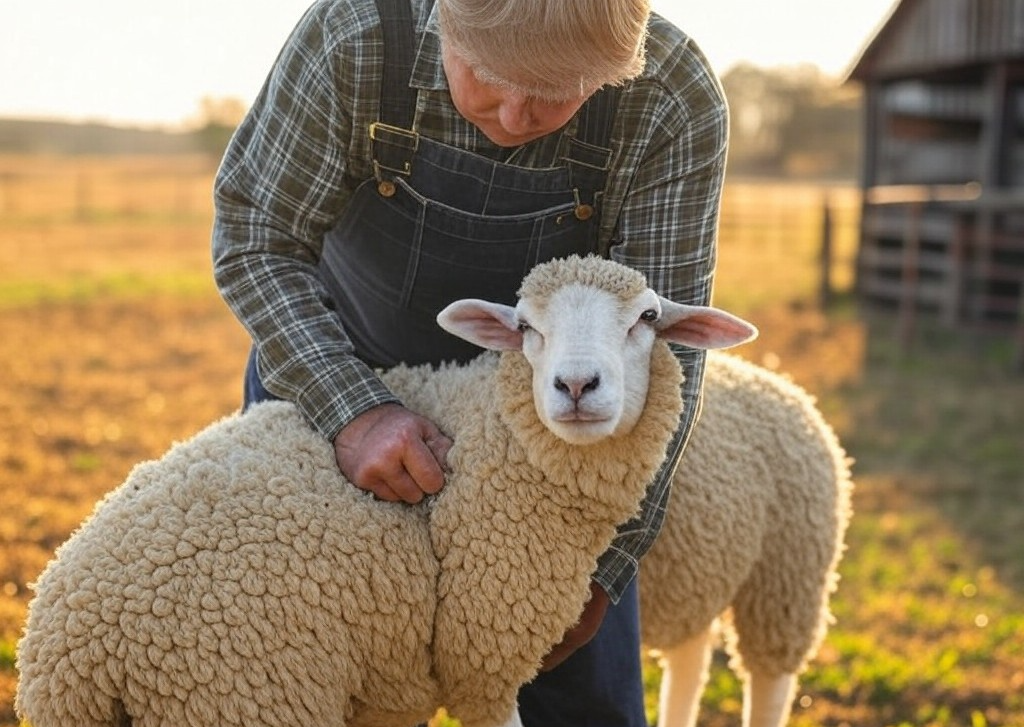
[[437, 256, 757, 445]]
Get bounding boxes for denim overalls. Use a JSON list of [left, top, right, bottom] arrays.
[[245, 0, 647, 724]]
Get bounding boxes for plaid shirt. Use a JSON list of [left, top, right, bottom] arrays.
[[212, 0, 728, 602]]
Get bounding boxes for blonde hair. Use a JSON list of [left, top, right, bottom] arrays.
[[438, 0, 650, 101]]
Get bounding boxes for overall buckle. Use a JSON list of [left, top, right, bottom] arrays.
[[369, 122, 420, 197]]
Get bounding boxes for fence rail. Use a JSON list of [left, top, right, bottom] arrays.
[[718, 180, 862, 311], [0, 155, 217, 222], [0, 157, 862, 314]]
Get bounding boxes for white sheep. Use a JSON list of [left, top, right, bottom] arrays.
[[638, 351, 853, 727], [16, 255, 756, 727]]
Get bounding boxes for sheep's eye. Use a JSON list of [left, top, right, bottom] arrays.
[[517, 320, 532, 333], [640, 309, 659, 322]]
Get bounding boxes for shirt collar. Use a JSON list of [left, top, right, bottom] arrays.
[[410, 5, 448, 91]]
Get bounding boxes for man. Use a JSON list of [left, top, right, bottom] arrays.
[[212, 1, 728, 724]]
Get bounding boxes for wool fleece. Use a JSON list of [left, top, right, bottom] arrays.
[[16, 268, 685, 727]]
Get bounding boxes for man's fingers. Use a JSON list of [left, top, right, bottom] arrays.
[[367, 482, 402, 503], [333, 404, 452, 502], [425, 430, 453, 472], [373, 467, 428, 504], [402, 439, 448, 496]]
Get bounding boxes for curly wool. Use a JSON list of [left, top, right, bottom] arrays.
[[517, 254, 648, 312], [17, 401, 442, 727], [16, 343, 683, 727], [428, 344, 682, 727], [639, 351, 854, 677]]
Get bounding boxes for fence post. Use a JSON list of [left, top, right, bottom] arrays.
[[819, 195, 833, 310]]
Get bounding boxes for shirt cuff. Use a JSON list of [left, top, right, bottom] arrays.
[[593, 544, 641, 605], [295, 356, 402, 441]]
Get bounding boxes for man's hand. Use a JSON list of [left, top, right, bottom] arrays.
[[333, 403, 452, 503], [539, 581, 610, 672]]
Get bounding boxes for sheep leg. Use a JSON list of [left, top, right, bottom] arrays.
[[742, 671, 797, 727], [653, 627, 713, 727]]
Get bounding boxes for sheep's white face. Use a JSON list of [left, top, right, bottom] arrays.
[[436, 260, 757, 445], [515, 284, 662, 444]]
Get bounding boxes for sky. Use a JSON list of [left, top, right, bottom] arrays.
[[0, 0, 897, 128]]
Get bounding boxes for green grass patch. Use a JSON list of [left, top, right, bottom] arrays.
[[0, 639, 15, 671], [0, 272, 217, 308]]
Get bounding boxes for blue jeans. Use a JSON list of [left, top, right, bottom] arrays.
[[243, 347, 277, 410]]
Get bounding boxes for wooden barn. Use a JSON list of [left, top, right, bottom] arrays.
[[848, 0, 1024, 350]]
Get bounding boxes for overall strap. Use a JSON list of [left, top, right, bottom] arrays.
[[374, 0, 434, 129], [371, 0, 435, 189]]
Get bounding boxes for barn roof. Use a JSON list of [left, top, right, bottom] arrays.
[[848, 0, 1024, 82]]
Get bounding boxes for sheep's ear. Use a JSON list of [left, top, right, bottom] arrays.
[[437, 299, 523, 351], [655, 297, 758, 349]]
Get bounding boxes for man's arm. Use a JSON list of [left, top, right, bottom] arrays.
[[212, 3, 451, 499]]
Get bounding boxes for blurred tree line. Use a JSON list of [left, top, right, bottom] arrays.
[[0, 68, 863, 178], [0, 97, 248, 157], [721, 63, 862, 181], [187, 96, 248, 156]]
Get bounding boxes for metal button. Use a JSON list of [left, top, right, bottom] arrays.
[[574, 204, 594, 221], [377, 180, 396, 197]]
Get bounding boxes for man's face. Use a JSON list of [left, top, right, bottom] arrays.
[[442, 46, 594, 147]]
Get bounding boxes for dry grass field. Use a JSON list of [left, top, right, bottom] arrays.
[[2, 156, 1022, 726]]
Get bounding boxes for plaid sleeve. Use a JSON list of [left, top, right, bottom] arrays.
[[212, 0, 401, 440], [592, 28, 728, 603], [592, 347, 710, 602]]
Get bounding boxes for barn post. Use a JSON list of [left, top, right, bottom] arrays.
[[897, 201, 923, 349], [1013, 296, 1024, 372]]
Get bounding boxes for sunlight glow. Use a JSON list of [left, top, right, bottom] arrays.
[[0, 0, 896, 127]]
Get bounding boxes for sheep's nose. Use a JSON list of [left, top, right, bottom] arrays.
[[554, 373, 601, 401]]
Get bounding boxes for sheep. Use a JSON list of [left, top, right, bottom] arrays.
[[15, 255, 757, 727], [638, 351, 854, 727]]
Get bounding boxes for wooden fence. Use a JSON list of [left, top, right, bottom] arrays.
[[717, 180, 862, 311], [0, 155, 216, 222], [0, 159, 863, 316]]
